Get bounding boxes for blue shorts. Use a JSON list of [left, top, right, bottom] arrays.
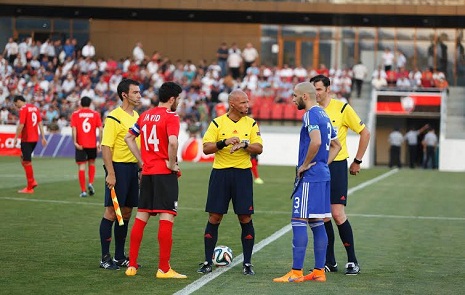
[[329, 159, 348, 205], [104, 162, 139, 208], [292, 180, 331, 219], [205, 168, 254, 215]]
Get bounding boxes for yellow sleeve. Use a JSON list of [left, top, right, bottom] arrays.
[[202, 120, 219, 144], [249, 121, 263, 145], [343, 104, 365, 134], [101, 116, 118, 148]]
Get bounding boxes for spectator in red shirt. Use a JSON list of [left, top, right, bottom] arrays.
[[13, 95, 48, 193], [70, 96, 103, 198]]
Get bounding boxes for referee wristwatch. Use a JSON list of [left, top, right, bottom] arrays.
[[353, 158, 362, 164]]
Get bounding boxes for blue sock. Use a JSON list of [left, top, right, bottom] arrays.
[[99, 218, 114, 258], [292, 219, 308, 270], [310, 220, 328, 269], [240, 220, 255, 264], [114, 219, 129, 260], [204, 222, 219, 264]]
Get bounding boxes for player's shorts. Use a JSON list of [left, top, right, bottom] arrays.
[[138, 173, 179, 215], [104, 162, 139, 208], [329, 159, 348, 205], [292, 180, 331, 219], [20, 141, 37, 162], [75, 148, 97, 163], [205, 168, 254, 215]]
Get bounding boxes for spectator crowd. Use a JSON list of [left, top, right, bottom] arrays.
[[1, 37, 450, 133]]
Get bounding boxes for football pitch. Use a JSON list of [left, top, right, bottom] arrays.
[[1, 156, 464, 295]]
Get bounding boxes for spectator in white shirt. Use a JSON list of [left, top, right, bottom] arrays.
[[81, 40, 96, 59], [382, 48, 395, 72], [242, 42, 259, 77], [132, 42, 145, 65], [4, 37, 19, 65], [352, 61, 368, 98]]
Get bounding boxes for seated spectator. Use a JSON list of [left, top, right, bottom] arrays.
[[372, 72, 388, 89], [396, 76, 412, 89]]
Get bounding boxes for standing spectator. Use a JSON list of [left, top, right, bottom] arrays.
[[13, 95, 48, 193], [404, 124, 429, 168], [273, 82, 341, 283], [217, 42, 229, 77], [227, 43, 242, 80], [422, 128, 438, 169], [242, 42, 259, 78], [388, 127, 403, 168], [70, 96, 103, 198], [382, 48, 395, 72], [98, 79, 141, 270], [309, 75, 370, 275], [0, 106, 9, 124], [197, 90, 263, 275], [3, 37, 19, 65], [63, 38, 75, 59], [352, 61, 367, 98], [81, 40, 96, 59], [132, 42, 145, 65], [124, 82, 187, 279], [396, 50, 407, 70]]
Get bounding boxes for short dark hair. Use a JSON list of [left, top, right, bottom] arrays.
[[158, 82, 182, 103], [309, 74, 331, 87], [14, 95, 26, 103], [81, 96, 91, 107], [117, 79, 140, 101]]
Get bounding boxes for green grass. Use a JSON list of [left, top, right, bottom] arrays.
[[1, 157, 464, 294]]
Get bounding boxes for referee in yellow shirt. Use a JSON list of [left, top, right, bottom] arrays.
[[310, 75, 370, 275], [99, 79, 141, 270], [197, 89, 263, 276]]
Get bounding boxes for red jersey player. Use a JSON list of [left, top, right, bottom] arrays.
[[123, 81, 186, 279], [13, 95, 47, 194], [70, 96, 103, 197]]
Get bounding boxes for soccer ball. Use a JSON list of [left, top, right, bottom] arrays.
[[212, 245, 233, 267]]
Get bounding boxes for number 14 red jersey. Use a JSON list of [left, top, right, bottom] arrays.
[[70, 108, 102, 148], [129, 107, 180, 175]]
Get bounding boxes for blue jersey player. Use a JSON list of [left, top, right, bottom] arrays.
[[274, 82, 341, 283]]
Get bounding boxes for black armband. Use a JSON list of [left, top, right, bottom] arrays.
[[353, 158, 362, 164], [216, 139, 227, 150]]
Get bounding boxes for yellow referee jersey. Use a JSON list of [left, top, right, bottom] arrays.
[[323, 99, 365, 161], [101, 107, 140, 163], [203, 114, 263, 169]]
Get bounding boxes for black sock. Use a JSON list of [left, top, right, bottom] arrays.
[[114, 219, 130, 260], [241, 220, 255, 264], [337, 219, 357, 263], [99, 218, 114, 258], [324, 221, 336, 265], [204, 222, 219, 264]]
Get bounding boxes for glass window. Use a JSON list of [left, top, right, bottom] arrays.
[[301, 41, 314, 69], [319, 40, 334, 69], [396, 28, 415, 41], [341, 39, 355, 69], [320, 26, 334, 40], [282, 26, 317, 38], [16, 18, 51, 31], [379, 27, 395, 40], [72, 20, 89, 31], [342, 27, 355, 39], [283, 41, 296, 66], [54, 19, 70, 32], [359, 27, 375, 39], [0, 17, 13, 46], [261, 25, 278, 66]]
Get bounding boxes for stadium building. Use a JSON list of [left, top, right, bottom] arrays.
[[1, 0, 464, 170]]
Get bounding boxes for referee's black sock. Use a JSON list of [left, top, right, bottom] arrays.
[[204, 222, 219, 264], [324, 220, 336, 265], [241, 220, 255, 265], [337, 219, 358, 264], [99, 218, 114, 258], [114, 219, 130, 260]]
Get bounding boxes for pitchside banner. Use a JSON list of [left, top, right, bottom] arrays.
[[376, 90, 444, 116]]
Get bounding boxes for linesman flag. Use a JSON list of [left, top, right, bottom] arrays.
[[110, 187, 124, 226]]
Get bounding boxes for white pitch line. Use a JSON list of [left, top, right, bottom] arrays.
[[173, 169, 400, 295]]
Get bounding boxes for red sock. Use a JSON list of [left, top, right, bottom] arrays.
[[78, 170, 86, 192], [88, 163, 95, 184], [158, 219, 173, 272], [251, 158, 259, 178], [129, 218, 147, 268], [22, 161, 34, 189]]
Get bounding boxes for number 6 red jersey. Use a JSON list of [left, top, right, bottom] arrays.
[[19, 103, 41, 142], [129, 107, 180, 175], [70, 108, 102, 148]]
